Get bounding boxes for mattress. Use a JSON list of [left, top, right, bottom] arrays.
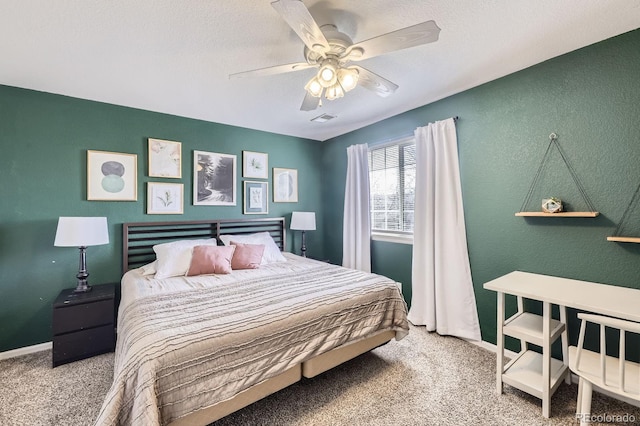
[[95, 254, 409, 425]]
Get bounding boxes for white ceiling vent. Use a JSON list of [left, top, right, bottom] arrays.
[[310, 113, 336, 123]]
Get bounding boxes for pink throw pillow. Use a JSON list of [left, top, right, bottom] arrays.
[[230, 242, 265, 270], [186, 245, 235, 276]]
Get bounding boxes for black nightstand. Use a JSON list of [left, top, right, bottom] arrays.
[[52, 283, 116, 367]]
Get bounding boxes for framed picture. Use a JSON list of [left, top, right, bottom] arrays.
[[193, 150, 237, 206], [243, 181, 269, 214], [147, 182, 183, 214], [148, 138, 181, 178], [242, 151, 268, 179], [87, 150, 137, 201], [273, 167, 298, 202]]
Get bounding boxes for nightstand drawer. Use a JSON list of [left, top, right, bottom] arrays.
[[53, 299, 114, 334], [53, 324, 115, 367]]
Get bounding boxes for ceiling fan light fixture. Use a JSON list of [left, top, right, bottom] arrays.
[[304, 77, 323, 97], [317, 59, 338, 88], [337, 67, 359, 92], [325, 83, 344, 100]]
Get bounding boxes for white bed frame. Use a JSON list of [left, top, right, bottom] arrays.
[[122, 218, 397, 425]]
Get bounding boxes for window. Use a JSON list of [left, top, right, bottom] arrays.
[[369, 137, 416, 243]]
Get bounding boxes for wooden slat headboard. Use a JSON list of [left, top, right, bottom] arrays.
[[122, 217, 286, 273]]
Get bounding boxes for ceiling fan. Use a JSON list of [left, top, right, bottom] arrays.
[[229, 0, 441, 111]]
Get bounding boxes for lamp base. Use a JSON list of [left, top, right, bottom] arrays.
[[73, 283, 92, 293], [74, 246, 92, 292], [300, 230, 307, 258]]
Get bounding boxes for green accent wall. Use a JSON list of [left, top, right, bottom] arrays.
[[322, 29, 640, 349], [0, 86, 324, 352]]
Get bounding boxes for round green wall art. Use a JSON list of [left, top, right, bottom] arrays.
[[102, 174, 125, 193]]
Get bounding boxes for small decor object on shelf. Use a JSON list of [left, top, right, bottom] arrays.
[[542, 197, 563, 213]]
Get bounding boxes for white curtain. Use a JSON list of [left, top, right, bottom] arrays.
[[408, 118, 481, 341], [342, 143, 371, 272]]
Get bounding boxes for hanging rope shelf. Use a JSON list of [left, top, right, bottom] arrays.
[[607, 181, 640, 243], [516, 133, 599, 217]]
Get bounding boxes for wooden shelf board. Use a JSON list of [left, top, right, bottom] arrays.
[[607, 236, 640, 243], [515, 212, 599, 217]]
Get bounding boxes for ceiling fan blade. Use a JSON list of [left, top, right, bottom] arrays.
[[353, 66, 398, 98], [300, 91, 321, 111], [271, 0, 330, 56], [229, 62, 314, 79], [342, 20, 441, 62]]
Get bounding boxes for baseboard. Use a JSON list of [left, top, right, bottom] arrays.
[[465, 338, 520, 359], [0, 342, 52, 361]]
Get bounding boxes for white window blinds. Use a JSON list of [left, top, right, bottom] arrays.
[[369, 138, 416, 234]]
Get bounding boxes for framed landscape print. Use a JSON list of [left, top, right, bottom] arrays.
[[273, 167, 298, 202], [147, 182, 183, 214], [148, 138, 181, 178], [193, 150, 237, 206], [242, 151, 268, 179], [87, 150, 137, 201], [243, 181, 268, 214]]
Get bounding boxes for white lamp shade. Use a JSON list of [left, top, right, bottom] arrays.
[[54, 217, 109, 247], [290, 212, 316, 231]]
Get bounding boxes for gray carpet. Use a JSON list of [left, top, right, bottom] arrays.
[[1, 325, 638, 425]]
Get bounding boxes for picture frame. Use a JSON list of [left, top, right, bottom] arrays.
[[243, 181, 269, 214], [242, 151, 268, 179], [147, 182, 184, 214], [193, 150, 237, 206], [87, 150, 137, 201], [273, 167, 298, 203], [148, 138, 181, 178]]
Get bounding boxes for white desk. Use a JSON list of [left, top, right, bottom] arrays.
[[484, 271, 640, 417]]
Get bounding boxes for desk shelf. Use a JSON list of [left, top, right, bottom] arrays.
[[502, 350, 569, 399], [503, 312, 565, 347]]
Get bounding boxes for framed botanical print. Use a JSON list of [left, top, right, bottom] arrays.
[[148, 138, 181, 178], [242, 151, 268, 179], [273, 167, 298, 202], [87, 150, 137, 201], [193, 150, 237, 206], [243, 181, 268, 214], [147, 182, 183, 214]]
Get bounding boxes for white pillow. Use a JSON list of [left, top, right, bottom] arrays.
[[153, 238, 219, 279], [219, 231, 286, 264]]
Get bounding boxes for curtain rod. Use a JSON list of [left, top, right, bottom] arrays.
[[368, 116, 459, 148]]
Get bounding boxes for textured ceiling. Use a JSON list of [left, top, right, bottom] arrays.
[[1, 1, 639, 141]]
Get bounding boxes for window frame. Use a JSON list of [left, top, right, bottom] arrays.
[[368, 135, 415, 245]]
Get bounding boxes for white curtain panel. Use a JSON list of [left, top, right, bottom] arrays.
[[342, 143, 371, 272], [408, 118, 481, 341]]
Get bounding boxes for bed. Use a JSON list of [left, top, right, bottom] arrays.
[[95, 218, 409, 425]]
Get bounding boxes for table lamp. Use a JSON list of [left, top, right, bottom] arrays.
[[290, 211, 316, 257], [54, 216, 109, 292]]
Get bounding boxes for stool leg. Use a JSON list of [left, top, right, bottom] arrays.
[[580, 380, 592, 426]]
